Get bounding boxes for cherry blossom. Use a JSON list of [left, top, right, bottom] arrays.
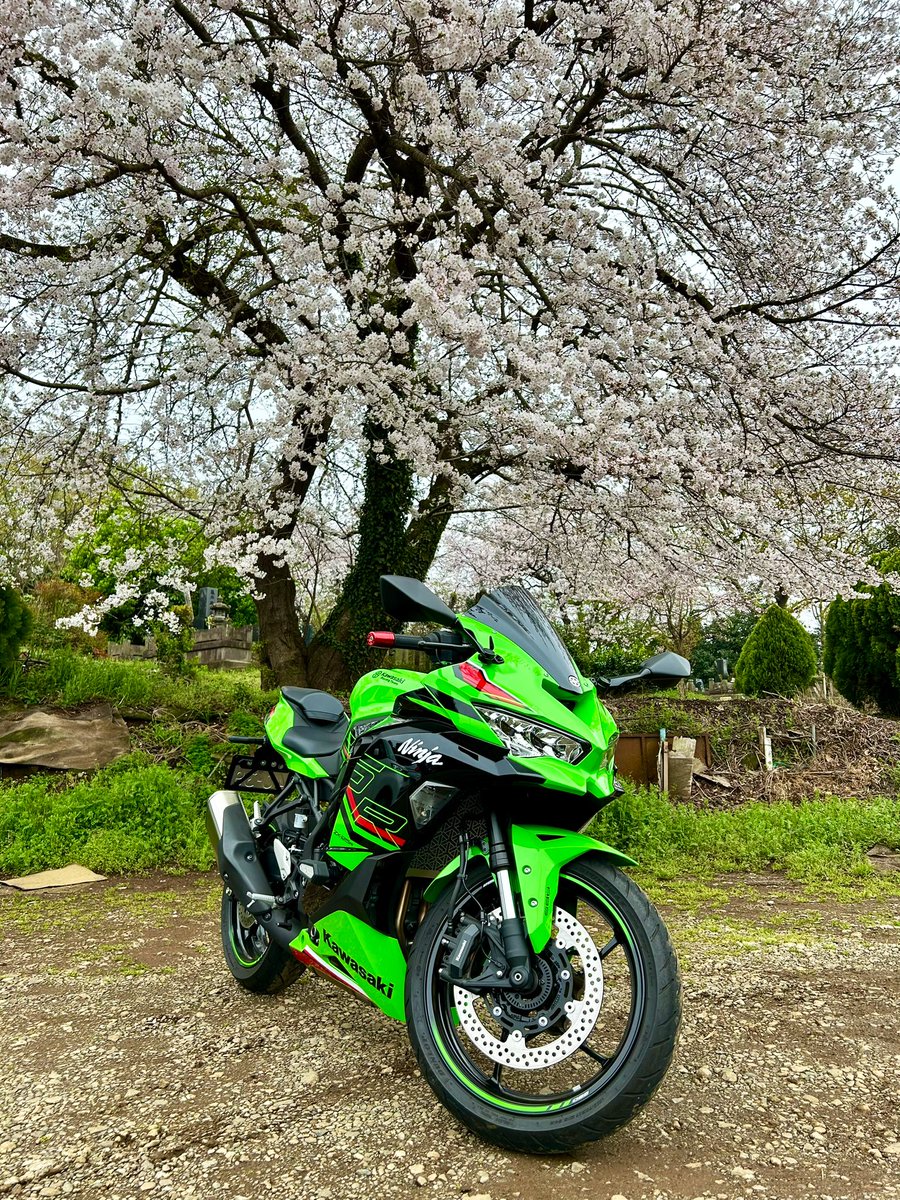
[[1, 1, 899, 683]]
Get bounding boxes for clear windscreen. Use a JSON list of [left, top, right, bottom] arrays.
[[465, 585, 582, 694]]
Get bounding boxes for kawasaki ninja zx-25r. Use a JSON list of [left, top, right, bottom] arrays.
[[207, 576, 687, 1152]]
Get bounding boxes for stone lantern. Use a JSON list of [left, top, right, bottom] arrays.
[[208, 599, 231, 627]]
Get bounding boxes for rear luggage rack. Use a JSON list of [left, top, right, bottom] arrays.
[[224, 739, 291, 794]]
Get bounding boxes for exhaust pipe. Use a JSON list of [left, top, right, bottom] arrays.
[[206, 791, 304, 949]]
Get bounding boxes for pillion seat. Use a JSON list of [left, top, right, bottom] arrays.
[[279, 687, 349, 768]]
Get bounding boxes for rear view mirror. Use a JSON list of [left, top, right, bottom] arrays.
[[639, 651, 692, 685], [380, 575, 458, 627], [596, 650, 692, 694]]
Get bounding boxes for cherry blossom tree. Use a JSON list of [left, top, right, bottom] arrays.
[[2, 0, 900, 688]]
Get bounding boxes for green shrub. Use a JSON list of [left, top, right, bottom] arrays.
[[0, 755, 213, 875], [734, 605, 817, 698], [25, 579, 107, 656], [153, 604, 196, 679], [691, 610, 760, 683], [824, 587, 900, 716], [0, 587, 33, 670], [556, 604, 662, 679]]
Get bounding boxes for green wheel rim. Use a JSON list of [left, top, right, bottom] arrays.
[[226, 896, 269, 968]]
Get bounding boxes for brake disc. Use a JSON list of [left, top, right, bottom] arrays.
[[452, 906, 604, 1070]]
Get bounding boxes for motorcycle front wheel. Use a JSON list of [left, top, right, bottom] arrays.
[[405, 856, 680, 1153]]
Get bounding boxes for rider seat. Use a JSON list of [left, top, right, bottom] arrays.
[[279, 687, 349, 772]]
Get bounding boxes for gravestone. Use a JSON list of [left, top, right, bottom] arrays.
[[194, 587, 218, 630]]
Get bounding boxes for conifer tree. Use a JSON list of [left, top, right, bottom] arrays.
[[0, 589, 32, 671], [824, 567, 900, 716], [734, 605, 818, 699]]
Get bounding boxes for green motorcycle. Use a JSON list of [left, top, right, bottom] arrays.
[[207, 576, 685, 1152]]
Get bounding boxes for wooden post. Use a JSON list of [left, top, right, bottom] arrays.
[[758, 725, 773, 770]]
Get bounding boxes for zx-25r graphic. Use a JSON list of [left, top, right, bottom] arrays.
[[207, 576, 687, 1152]]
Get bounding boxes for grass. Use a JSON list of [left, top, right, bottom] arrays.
[[0, 653, 276, 877], [0, 753, 214, 875], [0, 649, 277, 719], [591, 783, 900, 886]]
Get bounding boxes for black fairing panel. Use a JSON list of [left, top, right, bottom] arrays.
[[466, 585, 582, 694], [336, 721, 540, 855]]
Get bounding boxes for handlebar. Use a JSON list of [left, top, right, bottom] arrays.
[[367, 629, 473, 660], [367, 630, 427, 650]]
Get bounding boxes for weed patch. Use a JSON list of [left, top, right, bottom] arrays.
[[0, 651, 277, 719], [0, 754, 214, 875], [591, 783, 900, 884]]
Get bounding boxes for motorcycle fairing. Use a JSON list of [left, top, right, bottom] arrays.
[[290, 907, 408, 1021]]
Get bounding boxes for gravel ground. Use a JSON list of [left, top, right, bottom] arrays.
[[0, 873, 898, 1200]]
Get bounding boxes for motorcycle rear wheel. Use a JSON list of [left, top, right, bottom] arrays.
[[220, 887, 304, 994], [405, 856, 680, 1153]]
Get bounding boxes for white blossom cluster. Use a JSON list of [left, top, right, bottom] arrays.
[[1, 0, 900, 615]]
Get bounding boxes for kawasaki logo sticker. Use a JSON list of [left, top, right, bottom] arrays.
[[397, 737, 443, 766], [323, 930, 395, 999]]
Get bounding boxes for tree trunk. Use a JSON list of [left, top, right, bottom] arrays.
[[309, 433, 415, 692], [255, 458, 458, 693], [254, 551, 309, 690]]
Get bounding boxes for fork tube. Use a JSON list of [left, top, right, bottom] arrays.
[[486, 812, 533, 989]]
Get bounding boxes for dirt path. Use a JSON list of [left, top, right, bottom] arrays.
[[0, 873, 898, 1200]]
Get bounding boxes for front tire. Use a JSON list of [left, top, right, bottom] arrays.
[[405, 856, 680, 1153], [220, 887, 304, 995]]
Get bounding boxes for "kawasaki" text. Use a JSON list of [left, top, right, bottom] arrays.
[[323, 931, 395, 999]]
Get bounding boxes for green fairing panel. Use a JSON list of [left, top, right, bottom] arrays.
[[418, 615, 617, 798], [348, 667, 425, 725], [423, 825, 636, 954], [264, 695, 329, 779], [325, 806, 372, 871], [291, 908, 407, 1022], [344, 623, 618, 801]]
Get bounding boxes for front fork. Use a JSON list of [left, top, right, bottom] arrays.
[[487, 813, 534, 991]]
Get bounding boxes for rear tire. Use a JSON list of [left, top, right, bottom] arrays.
[[220, 887, 304, 995], [405, 856, 680, 1153]]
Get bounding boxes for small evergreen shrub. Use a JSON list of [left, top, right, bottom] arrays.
[[734, 604, 817, 698], [0, 587, 33, 670]]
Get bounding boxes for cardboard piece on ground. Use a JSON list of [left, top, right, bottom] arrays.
[[695, 769, 736, 789], [2, 864, 106, 890]]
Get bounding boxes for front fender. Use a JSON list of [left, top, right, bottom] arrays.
[[423, 824, 636, 954]]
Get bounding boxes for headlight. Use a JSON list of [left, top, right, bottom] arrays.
[[476, 706, 589, 764]]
